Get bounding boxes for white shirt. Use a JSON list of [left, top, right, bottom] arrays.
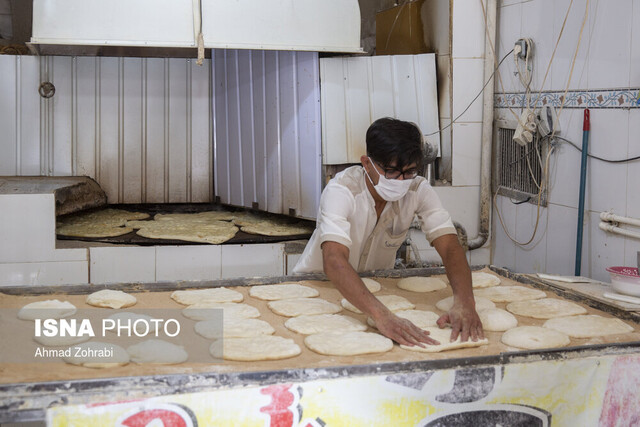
[[293, 166, 457, 274]]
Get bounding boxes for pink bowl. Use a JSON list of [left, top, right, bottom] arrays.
[[607, 266, 640, 297]]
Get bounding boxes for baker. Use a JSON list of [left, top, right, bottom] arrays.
[[293, 117, 483, 347]]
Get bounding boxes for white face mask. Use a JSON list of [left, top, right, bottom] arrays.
[[364, 157, 414, 202]]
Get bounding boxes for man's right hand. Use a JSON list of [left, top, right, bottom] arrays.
[[373, 311, 440, 347]]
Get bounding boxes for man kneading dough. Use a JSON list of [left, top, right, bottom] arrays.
[[293, 118, 483, 347]]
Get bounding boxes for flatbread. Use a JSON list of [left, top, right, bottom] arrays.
[[368, 309, 441, 329], [195, 318, 275, 339], [233, 213, 314, 236], [182, 302, 260, 321], [132, 220, 238, 244], [105, 312, 156, 335], [268, 298, 341, 317], [543, 315, 634, 338], [56, 223, 134, 238], [86, 289, 137, 309], [153, 211, 236, 222], [506, 298, 587, 319], [435, 296, 496, 312], [472, 271, 502, 288], [341, 295, 415, 314], [210, 335, 301, 361], [126, 339, 188, 364], [63, 341, 130, 368], [478, 308, 518, 332], [171, 288, 244, 305], [501, 326, 570, 350], [397, 277, 447, 293], [361, 278, 382, 293], [249, 283, 319, 300], [304, 331, 393, 356], [399, 327, 489, 353], [474, 285, 547, 303], [285, 314, 367, 335], [56, 208, 149, 237], [18, 300, 77, 320]]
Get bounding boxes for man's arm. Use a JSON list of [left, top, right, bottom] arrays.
[[432, 234, 484, 342], [322, 240, 438, 347]]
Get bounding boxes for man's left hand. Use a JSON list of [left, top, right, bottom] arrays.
[[436, 299, 484, 342]]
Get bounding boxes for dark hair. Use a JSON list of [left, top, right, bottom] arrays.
[[365, 117, 424, 171]]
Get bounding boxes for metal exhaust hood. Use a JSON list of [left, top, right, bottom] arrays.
[[30, 0, 362, 55]]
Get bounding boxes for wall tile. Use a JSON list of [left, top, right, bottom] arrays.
[[452, 58, 485, 122], [624, 237, 640, 269], [626, 110, 640, 218], [220, 244, 285, 279], [452, 123, 483, 186], [496, 2, 522, 93], [0, 261, 88, 286], [452, 0, 486, 58], [545, 203, 579, 276], [631, 0, 640, 86], [521, 0, 555, 92], [551, 0, 590, 91], [433, 185, 481, 238], [90, 247, 156, 285], [156, 246, 221, 282], [470, 247, 491, 266], [587, 0, 632, 89], [586, 211, 626, 282], [513, 200, 548, 273], [491, 194, 517, 269]]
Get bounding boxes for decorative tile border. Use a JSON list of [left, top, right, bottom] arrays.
[[494, 88, 640, 109]]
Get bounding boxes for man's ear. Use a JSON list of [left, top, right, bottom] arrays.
[[360, 155, 369, 167]]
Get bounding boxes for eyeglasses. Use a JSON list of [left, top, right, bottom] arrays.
[[371, 159, 419, 180]]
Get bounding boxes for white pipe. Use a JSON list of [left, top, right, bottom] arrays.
[[469, 0, 497, 250], [600, 212, 640, 228], [599, 222, 640, 240]]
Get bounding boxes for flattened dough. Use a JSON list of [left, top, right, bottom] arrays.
[[435, 296, 496, 312], [543, 315, 634, 338], [474, 285, 547, 303], [210, 335, 301, 361], [171, 288, 243, 305], [57, 208, 148, 237], [18, 300, 77, 320], [501, 326, 570, 350], [397, 277, 447, 293], [105, 312, 156, 335], [63, 341, 130, 368], [154, 211, 236, 222], [506, 298, 587, 319], [127, 339, 188, 364], [182, 302, 260, 321], [399, 327, 489, 353], [368, 309, 441, 329], [249, 283, 319, 300], [86, 289, 137, 309], [132, 220, 238, 244], [195, 318, 274, 339], [472, 271, 502, 288], [233, 214, 314, 236], [304, 331, 393, 356], [361, 278, 382, 293], [56, 223, 133, 238], [341, 295, 414, 314], [478, 308, 518, 332], [268, 298, 341, 317], [34, 334, 91, 347], [285, 314, 367, 335]]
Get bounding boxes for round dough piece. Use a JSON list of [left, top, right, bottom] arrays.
[[249, 283, 319, 300], [472, 272, 502, 288], [195, 318, 275, 339], [478, 308, 518, 332], [506, 298, 587, 319], [399, 327, 489, 353], [18, 300, 77, 321], [474, 285, 547, 303], [63, 341, 130, 368], [171, 288, 243, 305], [361, 278, 382, 293], [56, 223, 133, 238], [368, 310, 441, 329], [304, 331, 393, 356], [268, 298, 341, 317], [543, 314, 634, 338], [182, 302, 260, 321], [86, 289, 137, 309], [34, 334, 91, 347], [285, 314, 367, 335], [126, 339, 188, 364], [210, 335, 301, 361], [105, 312, 156, 335], [341, 295, 415, 314], [397, 277, 447, 293], [501, 326, 570, 350], [436, 296, 496, 312]]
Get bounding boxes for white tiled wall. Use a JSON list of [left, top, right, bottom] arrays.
[[492, 0, 640, 282]]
